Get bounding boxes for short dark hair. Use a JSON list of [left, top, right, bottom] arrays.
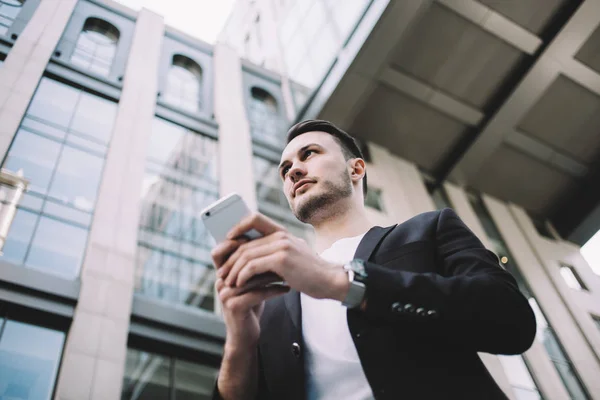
[[286, 119, 368, 196]]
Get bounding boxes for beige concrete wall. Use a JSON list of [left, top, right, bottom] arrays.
[[54, 9, 164, 400], [445, 183, 570, 400], [485, 195, 600, 399], [213, 43, 258, 212], [0, 0, 78, 160], [510, 205, 600, 359]]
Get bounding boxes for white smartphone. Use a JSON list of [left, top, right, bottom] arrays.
[[201, 193, 287, 293], [200, 193, 262, 243]]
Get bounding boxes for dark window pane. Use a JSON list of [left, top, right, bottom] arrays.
[[26, 217, 88, 279], [174, 359, 218, 400], [0, 208, 38, 265], [3, 131, 62, 194], [27, 79, 80, 128], [70, 92, 117, 143], [122, 349, 170, 400], [47, 146, 104, 211], [0, 320, 65, 400]]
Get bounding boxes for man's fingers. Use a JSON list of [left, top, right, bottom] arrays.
[[236, 252, 282, 288], [219, 284, 290, 312], [224, 240, 283, 286], [226, 212, 285, 240], [219, 234, 278, 280], [211, 239, 246, 267]]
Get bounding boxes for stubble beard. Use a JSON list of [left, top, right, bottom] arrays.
[[293, 170, 353, 225]]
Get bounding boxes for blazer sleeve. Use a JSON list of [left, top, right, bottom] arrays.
[[359, 207, 536, 355]]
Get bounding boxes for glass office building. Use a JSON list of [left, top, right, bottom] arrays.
[[1, 0, 600, 399]]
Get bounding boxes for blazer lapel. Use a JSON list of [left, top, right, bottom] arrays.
[[354, 225, 397, 261], [284, 288, 301, 330]]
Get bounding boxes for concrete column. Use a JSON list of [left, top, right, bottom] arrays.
[[444, 183, 570, 400], [54, 9, 164, 400], [485, 195, 600, 399], [509, 205, 600, 365], [213, 43, 257, 210], [0, 0, 78, 159]]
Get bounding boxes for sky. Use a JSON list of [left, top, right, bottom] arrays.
[[114, 0, 236, 44]]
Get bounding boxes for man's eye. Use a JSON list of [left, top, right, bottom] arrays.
[[282, 167, 290, 178], [304, 149, 314, 158]]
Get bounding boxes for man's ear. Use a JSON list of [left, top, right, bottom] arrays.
[[349, 158, 366, 183]]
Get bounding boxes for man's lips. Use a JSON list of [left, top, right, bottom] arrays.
[[293, 180, 315, 196]]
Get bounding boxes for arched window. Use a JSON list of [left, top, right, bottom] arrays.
[[249, 87, 281, 145], [71, 17, 120, 76], [0, 0, 24, 36], [163, 55, 203, 113]]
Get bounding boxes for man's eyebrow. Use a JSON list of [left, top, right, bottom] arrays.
[[278, 144, 322, 172]]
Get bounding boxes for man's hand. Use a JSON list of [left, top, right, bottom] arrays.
[[218, 212, 350, 301], [211, 238, 289, 349]]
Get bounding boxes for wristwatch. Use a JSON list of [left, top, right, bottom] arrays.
[[341, 259, 367, 309]]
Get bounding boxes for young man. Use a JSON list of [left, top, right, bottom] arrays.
[[211, 120, 536, 400]]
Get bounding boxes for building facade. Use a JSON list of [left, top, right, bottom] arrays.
[[0, 0, 599, 399]]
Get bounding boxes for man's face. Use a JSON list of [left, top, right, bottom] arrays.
[[279, 131, 353, 224]]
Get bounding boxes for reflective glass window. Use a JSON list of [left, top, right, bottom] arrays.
[[122, 348, 218, 400], [0, 0, 24, 36], [248, 87, 285, 147], [47, 146, 104, 212], [0, 319, 65, 399], [26, 216, 88, 279], [136, 117, 219, 312], [163, 55, 203, 113], [1, 208, 38, 264], [122, 349, 170, 399], [1, 77, 116, 279], [71, 17, 120, 76], [174, 358, 219, 399]]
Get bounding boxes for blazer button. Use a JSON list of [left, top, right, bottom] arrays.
[[391, 302, 403, 313], [416, 307, 426, 316], [403, 303, 415, 313], [292, 342, 301, 358], [427, 309, 439, 319]]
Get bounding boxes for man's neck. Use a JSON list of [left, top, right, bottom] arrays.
[[312, 202, 373, 253]]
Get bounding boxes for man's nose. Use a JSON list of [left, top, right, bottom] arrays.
[[290, 168, 305, 182]]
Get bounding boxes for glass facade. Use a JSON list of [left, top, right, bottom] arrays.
[[248, 87, 286, 148], [135, 117, 219, 312], [122, 348, 218, 400], [468, 194, 589, 400], [0, 0, 24, 36], [163, 55, 203, 113], [278, 0, 370, 89], [1, 77, 117, 279], [0, 318, 66, 399], [71, 17, 120, 76]]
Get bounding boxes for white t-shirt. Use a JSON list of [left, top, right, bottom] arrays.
[[301, 232, 375, 400]]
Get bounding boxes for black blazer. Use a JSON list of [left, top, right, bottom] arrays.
[[216, 208, 537, 400]]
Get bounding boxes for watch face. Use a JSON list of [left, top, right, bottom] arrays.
[[351, 259, 367, 277]]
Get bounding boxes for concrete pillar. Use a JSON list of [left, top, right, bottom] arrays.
[[0, 0, 78, 159], [54, 9, 164, 400], [213, 43, 257, 210], [485, 195, 600, 398], [509, 205, 600, 359], [444, 183, 570, 400]]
